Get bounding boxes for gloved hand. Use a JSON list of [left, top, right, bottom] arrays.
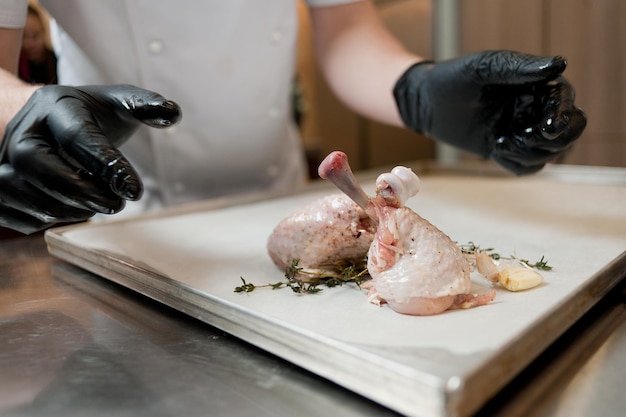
[[393, 50, 587, 174], [0, 84, 181, 234]]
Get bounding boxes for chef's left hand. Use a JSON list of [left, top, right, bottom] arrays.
[[0, 84, 181, 234], [393, 50, 587, 174]]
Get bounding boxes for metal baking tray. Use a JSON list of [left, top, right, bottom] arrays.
[[45, 161, 626, 417]]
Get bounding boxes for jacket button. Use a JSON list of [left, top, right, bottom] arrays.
[[148, 40, 164, 54]]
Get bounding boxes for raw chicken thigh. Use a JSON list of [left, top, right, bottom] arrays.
[[319, 151, 495, 315], [267, 194, 376, 275]]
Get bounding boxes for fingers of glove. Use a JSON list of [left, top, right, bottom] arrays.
[[79, 85, 182, 128], [490, 134, 561, 175], [7, 139, 128, 214], [525, 106, 587, 153], [0, 206, 50, 235], [45, 99, 143, 200], [0, 205, 93, 234], [491, 153, 546, 176], [535, 76, 587, 141], [469, 51, 567, 85], [0, 165, 96, 231]]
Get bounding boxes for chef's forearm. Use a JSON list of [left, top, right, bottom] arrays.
[[0, 27, 23, 75], [309, 0, 425, 127], [0, 24, 40, 142], [0, 67, 39, 142]]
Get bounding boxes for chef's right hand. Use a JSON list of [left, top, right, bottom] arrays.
[[0, 84, 181, 234], [393, 51, 586, 175]]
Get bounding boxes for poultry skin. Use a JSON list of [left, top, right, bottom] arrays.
[[319, 151, 495, 315], [267, 194, 376, 275]]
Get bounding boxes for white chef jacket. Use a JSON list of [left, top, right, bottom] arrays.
[[2, 0, 361, 216]]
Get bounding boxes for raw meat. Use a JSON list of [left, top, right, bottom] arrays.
[[267, 194, 376, 275], [319, 151, 495, 315]]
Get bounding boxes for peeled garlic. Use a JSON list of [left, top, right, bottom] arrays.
[[474, 249, 545, 292], [498, 267, 544, 292]]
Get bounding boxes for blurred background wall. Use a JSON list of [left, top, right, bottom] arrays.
[[297, 0, 625, 171]]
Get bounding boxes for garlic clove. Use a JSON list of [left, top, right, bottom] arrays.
[[474, 249, 500, 283], [498, 267, 544, 291]]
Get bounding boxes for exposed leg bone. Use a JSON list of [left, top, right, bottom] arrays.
[[318, 151, 370, 211]]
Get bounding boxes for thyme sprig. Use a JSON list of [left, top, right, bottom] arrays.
[[516, 255, 553, 271], [234, 277, 284, 293], [458, 241, 501, 260], [235, 258, 369, 294], [458, 241, 553, 271]]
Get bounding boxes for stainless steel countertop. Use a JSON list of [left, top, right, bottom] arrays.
[[1, 235, 625, 417]]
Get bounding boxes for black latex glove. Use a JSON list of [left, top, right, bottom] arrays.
[[0, 84, 181, 234], [393, 50, 587, 174]]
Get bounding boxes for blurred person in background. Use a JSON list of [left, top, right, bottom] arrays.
[[18, 4, 57, 85]]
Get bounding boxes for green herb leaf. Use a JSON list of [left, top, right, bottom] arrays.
[[235, 258, 369, 295]]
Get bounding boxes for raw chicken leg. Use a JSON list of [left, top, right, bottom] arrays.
[[319, 151, 495, 315], [267, 194, 376, 275]]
